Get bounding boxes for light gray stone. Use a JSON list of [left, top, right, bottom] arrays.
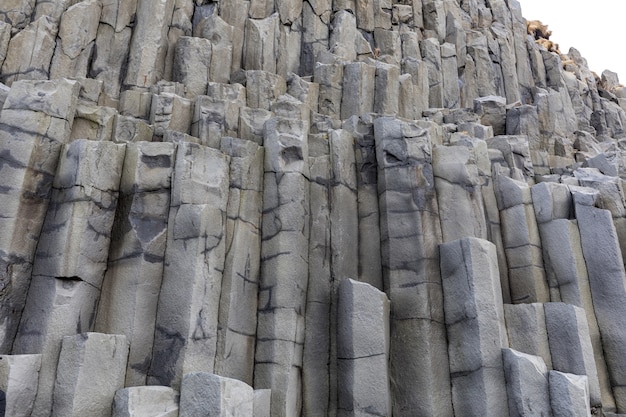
[[504, 303, 552, 369], [0, 79, 80, 351], [95, 142, 174, 387], [549, 371, 592, 417], [172, 36, 212, 97], [544, 302, 602, 407], [375, 116, 452, 417], [440, 237, 509, 417], [112, 386, 179, 417], [124, 0, 175, 88], [502, 349, 551, 417], [337, 279, 391, 417], [0, 354, 41, 417], [341, 62, 375, 119], [148, 142, 230, 388], [255, 117, 309, 417], [49, 0, 102, 80], [243, 14, 279, 73], [214, 137, 263, 385], [52, 333, 129, 417], [179, 372, 253, 417], [0, 17, 56, 85], [254, 389, 271, 417]]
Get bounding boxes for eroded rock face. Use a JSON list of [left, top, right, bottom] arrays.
[[2, 0, 626, 416]]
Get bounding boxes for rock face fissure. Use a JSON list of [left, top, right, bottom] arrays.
[[2, 0, 626, 416]]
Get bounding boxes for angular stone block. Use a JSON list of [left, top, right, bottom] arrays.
[[172, 36, 212, 97], [315, 61, 343, 117], [502, 349, 551, 417], [503, 303, 552, 369], [0, 17, 56, 85], [52, 333, 129, 417], [0, 354, 41, 417], [124, 0, 175, 87], [440, 237, 509, 417], [191, 95, 240, 148], [179, 372, 253, 417], [112, 386, 179, 417], [49, 0, 102, 80], [246, 70, 287, 111], [243, 14, 279, 73], [150, 92, 192, 136], [337, 279, 391, 417], [544, 302, 602, 407], [549, 371, 591, 417]]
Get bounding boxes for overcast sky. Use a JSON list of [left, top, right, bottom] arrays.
[[517, 0, 625, 80]]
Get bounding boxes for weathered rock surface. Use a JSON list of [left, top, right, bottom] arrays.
[[2, 0, 626, 416]]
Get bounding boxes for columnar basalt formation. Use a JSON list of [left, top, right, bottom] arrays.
[[3, 1, 626, 416]]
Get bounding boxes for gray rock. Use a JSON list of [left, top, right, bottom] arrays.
[[112, 386, 179, 417], [179, 372, 253, 417], [149, 142, 230, 389], [52, 333, 129, 417], [95, 142, 175, 387], [214, 137, 264, 385], [504, 303, 552, 369], [549, 371, 592, 417], [440, 237, 509, 417], [0, 354, 41, 417], [375, 116, 453, 417], [337, 279, 391, 417], [502, 349, 551, 417], [544, 302, 602, 407]]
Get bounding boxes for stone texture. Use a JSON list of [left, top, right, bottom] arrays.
[[112, 386, 179, 417], [179, 372, 253, 417], [0, 354, 41, 417], [549, 371, 592, 417], [440, 237, 509, 417], [337, 279, 391, 417], [148, 142, 230, 389], [52, 333, 129, 417], [95, 142, 175, 387], [502, 349, 551, 417]]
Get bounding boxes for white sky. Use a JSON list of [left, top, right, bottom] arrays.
[[517, 0, 626, 81]]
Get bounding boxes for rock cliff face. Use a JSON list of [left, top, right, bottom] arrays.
[[1, 0, 626, 416]]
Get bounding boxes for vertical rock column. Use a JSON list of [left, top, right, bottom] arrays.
[[255, 117, 310, 417], [52, 333, 129, 417], [374, 116, 453, 417], [573, 186, 626, 411], [95, 142, 175, 387], [0, 354, 41, 417], [13, 139, 126, 417], [337, 279, 391, 417], [344, 116, 383, 290], [440, 237, 510, 417], [124, 0, 175, 88], [494, 173, 549, 303], [148, 142, 230, 388], [214, 137, 264, 385], [0, 79, 79, 352], [303, 133, 332, 417]]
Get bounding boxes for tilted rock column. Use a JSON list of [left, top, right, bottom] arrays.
[[13, 139, 126, 417], [0, 79, 79, 352]]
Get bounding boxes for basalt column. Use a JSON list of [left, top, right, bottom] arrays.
[[374, 116, 453, 417], [255, 117, 310, 417]]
